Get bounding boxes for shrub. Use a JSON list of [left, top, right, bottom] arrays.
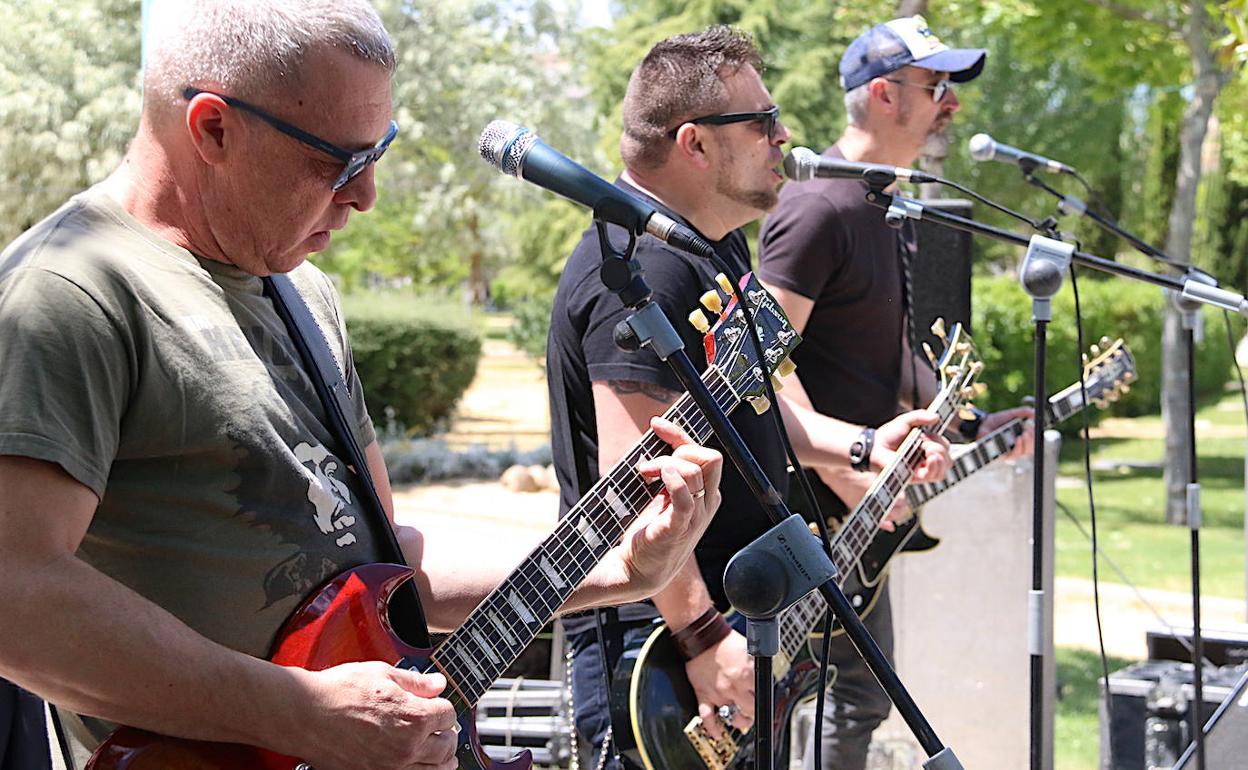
[[970, 274, 1241, 419], [380, 438, 552, 484], [506, 292, 554, 363], [343, 293, 482, 436]]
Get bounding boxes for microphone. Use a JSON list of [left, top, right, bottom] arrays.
[[478, 120, 715, 260], [968, 133, 1075, 175], [783, 146, 938, 187]]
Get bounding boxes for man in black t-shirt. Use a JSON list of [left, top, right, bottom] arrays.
[[758, 16, 1034, 770], [547, 26, 953, 769]]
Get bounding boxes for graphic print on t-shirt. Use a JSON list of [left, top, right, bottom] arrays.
[[293, 441, 358, 547]]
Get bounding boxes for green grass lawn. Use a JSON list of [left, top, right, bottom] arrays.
[[1056, 647, 1133, 770], [1054, 398, 1248, 599]]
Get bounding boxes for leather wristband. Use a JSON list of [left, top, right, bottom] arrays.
[[848, 427, 875, 472], [671, 606, 731, 661], [958, 406, 987, 441]]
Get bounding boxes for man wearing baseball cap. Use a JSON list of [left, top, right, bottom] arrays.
[[758, 16, 1031, 770]]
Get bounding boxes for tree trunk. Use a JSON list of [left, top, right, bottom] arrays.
[[1161, 4, 1227, 524], [467, 211, 489, 307]]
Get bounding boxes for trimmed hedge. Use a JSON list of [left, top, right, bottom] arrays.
[[970, 275, 1239, 419], [343, 293, 482, 436]]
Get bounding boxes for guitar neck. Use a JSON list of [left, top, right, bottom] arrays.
[[906, 377, 1098, 508], [778, 403, 959, 661], [431, 367, 738, 710]]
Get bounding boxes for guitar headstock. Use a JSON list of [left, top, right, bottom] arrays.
[[921, 318, 985, 426], [1082, 337, 1137, 408], [690, 272, 801, 415]]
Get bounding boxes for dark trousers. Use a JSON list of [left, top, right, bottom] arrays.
[[803, 583, 895, 770], [0, 678, 51, 770], [566, 620, 655, 770]]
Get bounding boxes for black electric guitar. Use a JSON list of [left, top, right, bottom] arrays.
[[609, 322, 983, 770], [827, 337, 1137, 632]]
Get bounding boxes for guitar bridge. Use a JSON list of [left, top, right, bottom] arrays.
[[683, 715, 737, 770]]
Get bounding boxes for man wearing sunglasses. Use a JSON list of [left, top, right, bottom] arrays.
[[0, 3, 731, 770], [758, 16, 1033, 770], [547, 26, 952, 770]]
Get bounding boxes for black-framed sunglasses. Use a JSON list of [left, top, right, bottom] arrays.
[[883, 78, 953, 104], [183, 87, 398, 191], [667, 105, 781, 141]]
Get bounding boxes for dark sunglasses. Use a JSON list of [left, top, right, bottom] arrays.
[[183, 87, 398, 191], [668, 105, 781, 141]]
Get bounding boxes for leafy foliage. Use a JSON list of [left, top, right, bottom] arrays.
[[343, 293, 482, 436], [0, 0, 141, 244], [971, 274, 1240, 418]]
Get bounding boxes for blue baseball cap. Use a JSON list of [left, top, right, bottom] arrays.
[[840, 16, 986, 91]]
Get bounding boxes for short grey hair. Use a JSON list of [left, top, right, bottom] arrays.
[[844, 84, 870, 127], [143, 0, 395, 114]]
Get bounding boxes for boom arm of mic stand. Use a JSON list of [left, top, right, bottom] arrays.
[[863, 189, 1248, 316], [594, 216, 962, 769]]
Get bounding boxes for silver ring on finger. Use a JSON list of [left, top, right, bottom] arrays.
[[692, 488, 706, 500], [717, 703, 738, 723]]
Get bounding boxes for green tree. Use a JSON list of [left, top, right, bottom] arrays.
[[0, 0, 142, 245], [318, 0, 600, 303]]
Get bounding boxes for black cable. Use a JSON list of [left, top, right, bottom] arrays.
[[1224, 311, 1248, 425], [931, 176, 1052, 233], [1068, 265, 1116, 747]]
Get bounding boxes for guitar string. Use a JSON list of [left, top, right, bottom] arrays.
[[435, 364, 758, 699]]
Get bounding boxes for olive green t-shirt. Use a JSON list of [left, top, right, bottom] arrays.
[[0, 187, 386, 662]]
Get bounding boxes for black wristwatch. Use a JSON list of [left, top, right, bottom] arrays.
[[958, 406, 987, 441], [849, 427, 875, 472]]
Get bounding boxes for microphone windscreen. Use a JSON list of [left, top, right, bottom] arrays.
[[479, 120, 532, 176], [783, 147, 818, 181], [967, 133, 995, 162]]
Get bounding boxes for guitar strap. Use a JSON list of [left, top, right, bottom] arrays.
[[263, 274, 431, 648]]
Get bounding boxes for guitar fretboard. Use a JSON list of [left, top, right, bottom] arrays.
[[776, 380, 966, 664], [906, 374, 1105, 507], [430, 367, 740, 710]]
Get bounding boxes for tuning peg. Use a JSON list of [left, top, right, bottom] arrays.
[[747, 395, 771, 415], [688, 309, 710, 334], [958, 406, 978, 421], [777, 357, 797, 378], [1119, 383, 1130, 394], [922, 342, 939, 368], [970, 361, 985, 375], [955, 342, 971, 356], [973, 382, 989, 397], [770, 374, 785, 392], [1090, 343, 1101, 356], [700, 290, 723, 315], [1093, 398, 1108, 409], [1100, 336, 1111, 347], [930, 317, 947, 341], [961, 387, 977, 400], [715, 273, 734, 295], [1082, 353, 1089, 366]]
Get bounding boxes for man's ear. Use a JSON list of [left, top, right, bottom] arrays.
[[184, 94, 235, 165], [671, 124, 713, 171], [867, 77, 898, 116]]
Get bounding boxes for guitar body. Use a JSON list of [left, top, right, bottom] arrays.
[[86, 564, 528, 770], [609, 618, 829, 770]]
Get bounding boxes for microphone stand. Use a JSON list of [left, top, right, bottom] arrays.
[[590, 201, 965, 770], [1023, 170, 1214, 770], [865, 188, 1248, 770]]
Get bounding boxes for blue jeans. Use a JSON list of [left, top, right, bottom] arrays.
[[0, 678, 51, 770], [567, 619, 656, 770]]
